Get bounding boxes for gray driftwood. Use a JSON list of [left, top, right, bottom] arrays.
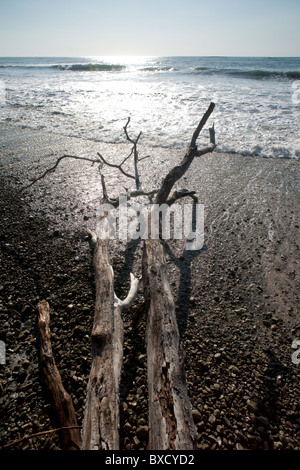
[[81, 221, 139, 450], [37, 300, 81, 450], [24, 103, 216, 450], [142, 103, 216, 449]]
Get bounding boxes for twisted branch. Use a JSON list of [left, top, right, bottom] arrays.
[[20, 154, 101, 191]]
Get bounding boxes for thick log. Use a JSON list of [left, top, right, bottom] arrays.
[[81, 232, 118, 450], [142, 103, 216, 449], [37, 300, 81, 450], [142, 239, 197, 450], [81, 226, 139, 450]]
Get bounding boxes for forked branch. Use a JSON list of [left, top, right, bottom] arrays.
[[155, 102, 216, 205]]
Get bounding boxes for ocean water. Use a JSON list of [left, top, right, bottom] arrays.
[[0, 56, 299, 159]]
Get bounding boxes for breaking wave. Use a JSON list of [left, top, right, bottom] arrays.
[[191, 67, 300, 80], [0, 63, 126, 72], [55, 63, 126, 71]]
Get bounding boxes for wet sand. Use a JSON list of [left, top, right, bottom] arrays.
[[0, 124, 299, 450]]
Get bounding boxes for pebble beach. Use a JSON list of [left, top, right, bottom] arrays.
[[0, 123, 299, 451]]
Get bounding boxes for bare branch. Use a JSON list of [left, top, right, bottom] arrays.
[[20, 154, 101, 191], [138, 154, 151, 162], [154, 103, 216, 205], [166, 189, 198, 206], [0, 426, 82, 450], [195, 122, 216, 156], [209, 123, 216, 145], [97, 152, 135, 181], [123, 117, 142, 190], [114, 272, 140, 310], [86, 228, 97, 249], [123, 117, 142, 146], [190, 102, 215, 148]]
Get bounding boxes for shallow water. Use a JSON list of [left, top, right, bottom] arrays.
[[0, 56, 299, 159]]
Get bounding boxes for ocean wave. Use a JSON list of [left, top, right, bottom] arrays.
[[0, 64, 51, 69], [191, 67, 211, 71], [190, 66, 300, 80], [229, 69, 300, 80], [1, 61, 299, 80], [55, 63, 126, 71], [141, 66, 174, 72], [0, 63, 126, 72]]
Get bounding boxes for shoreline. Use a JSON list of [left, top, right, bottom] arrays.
[[0, 126, 299, 450]]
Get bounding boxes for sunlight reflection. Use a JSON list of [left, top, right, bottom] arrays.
[[86, 56, 157, 66]]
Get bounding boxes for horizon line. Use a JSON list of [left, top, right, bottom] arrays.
[[0, 54, 300, 59]]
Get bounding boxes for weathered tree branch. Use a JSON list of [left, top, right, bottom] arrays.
[[37, 300, 81, 450], [97, 152, 136, 182], [0, 426, 82, 450], [166, 189, 198, 206], [155, 102, 215, 205], [142, 102, 216, 449], [21, 155, 101, 191], [81, 224, 140, 450], [24, 103, 217, 451], [123, 117, 142, 190]]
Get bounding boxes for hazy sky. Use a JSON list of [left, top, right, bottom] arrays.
[[0, 0, 299, 56]]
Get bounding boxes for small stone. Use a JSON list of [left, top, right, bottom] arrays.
[[21, 305, 31, 315], [136, 425, 148, 440], [228, 365, 239, 374], [73, 325, 85, 336], [22, 359, 30, 369], [137, 354, 145, 364], [123, 422, 131, 432], [208, 414, 216, 424], [235, 443, 244, 450], [274, 441, 283, 450], [192, 409, 202, 423], [196, 421, 205, 430], [256, 415, 269, 427], [211, 383, 221, 394], [247, 399, 259, 413]]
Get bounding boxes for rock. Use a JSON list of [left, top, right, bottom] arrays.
[[235, 443, 244, 450], [22, 359, 30, 369], [208, 414, 216, 424], [123, 421, 132, 432], [73, 325, 85, 336], [21, 305, 32, 315], [228, 365, 239, 374], [137, 354, 145, 364], [211, 383, 222, 394], [192, 409, 202, 423], [136, 425, 148, 440], [247, 399, 259, 413], [256, 415, 269, 427]]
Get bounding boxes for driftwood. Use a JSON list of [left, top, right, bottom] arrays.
[[37, 300, 81, 450], [80, 221, 139, 450], [142, 103, 216, 449], [24, 102, 217, 450]]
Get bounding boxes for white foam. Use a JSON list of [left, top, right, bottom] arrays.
[[1, 57, 299, 159]]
